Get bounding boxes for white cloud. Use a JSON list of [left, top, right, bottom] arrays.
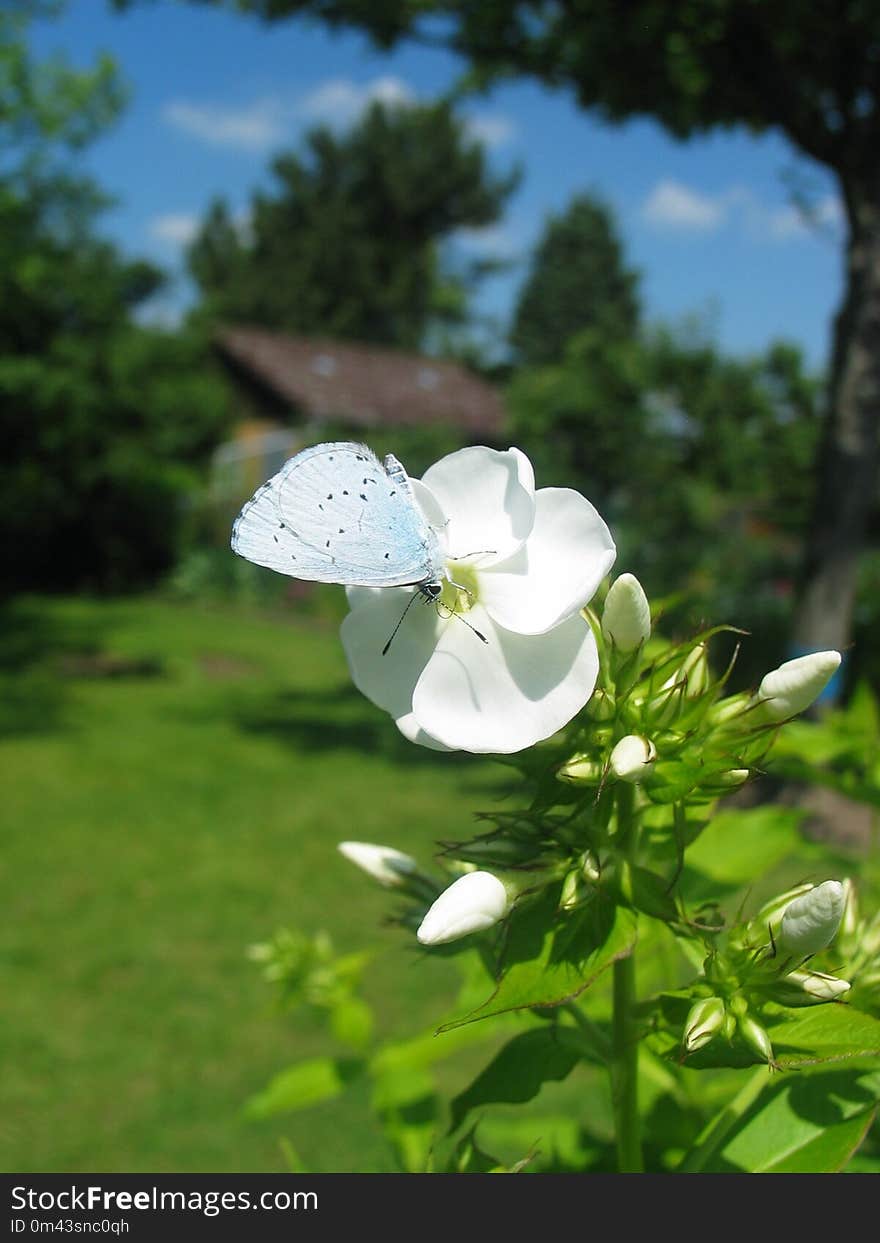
[[463, 113, 517, 149], [642, 178, 844, 243], [453, 224, 519, 259], [298, 76, 415, 126], [163, 97, 287, 151], [642, 179, 725, 232], [149, 212, 200, 246]]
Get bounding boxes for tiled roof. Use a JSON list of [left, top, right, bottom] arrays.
[[215, 326, 504, 436]]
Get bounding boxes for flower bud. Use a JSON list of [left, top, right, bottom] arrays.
[[756, 651, 842, 721], [752, 882, 815, 929], [338, 841, 418, 887], [779, 880, 845, 958], [840, 878, 858, 939], [785, 970, 851, 1002], [609, 734, 657, 783], [416, 871, 510, 946], [738, 1014, 774, 1064], [669, 643, 710, 700], [601, 573, 651, 652], [557, 753, 603, 785], [683, 996, 726, 1052], [581, 850, 601, 884], [586, 687, 616, 721]]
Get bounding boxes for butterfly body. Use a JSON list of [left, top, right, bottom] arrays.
[[231, 441, 446, 595]]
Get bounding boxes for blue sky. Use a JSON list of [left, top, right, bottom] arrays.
[[33, 2, 845, 367]]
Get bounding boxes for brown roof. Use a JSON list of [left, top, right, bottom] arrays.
[[215, 326, 504, 437]]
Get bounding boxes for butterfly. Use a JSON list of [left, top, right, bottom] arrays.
[[231, 441, 447, 601]]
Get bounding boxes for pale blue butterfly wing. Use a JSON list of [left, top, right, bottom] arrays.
[[231, 441, 444, 589]]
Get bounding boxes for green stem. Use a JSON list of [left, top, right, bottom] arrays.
[[677, 1065, 769, 1173], [611, 952, 643, 1172], [609, 779, 642, 1172]]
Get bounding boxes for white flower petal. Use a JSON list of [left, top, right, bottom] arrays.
[[394, 709, 451, 751], [341, 585, 441, 719], [477, 488, 616, 635], [419, 446, 535, 566], [411, 607, 599, 753]]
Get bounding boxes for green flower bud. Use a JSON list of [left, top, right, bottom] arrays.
[[580, 850, 601, 884], [707, 693, 752, 726], [756, 651, 841, 722], [586, 687, 616, 721], [683, 996, 727, 1052], [557, 753, 603, 785], [609, 734, 657, 783], [779, 880, 845, 958], [601, 573, 651, 652], [738, 1014, 774, 1064], [752, 882, 816, 930]]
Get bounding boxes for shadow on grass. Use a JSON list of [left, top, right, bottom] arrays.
[[233, 683, 497, 777], [0, 597, 163, 738]]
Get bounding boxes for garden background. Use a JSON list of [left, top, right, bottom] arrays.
[[3, 0, 879, 1172]]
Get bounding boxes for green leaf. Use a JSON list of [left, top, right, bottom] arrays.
[[244, 1056, 366, 1119], [703, 1070, 880, 1172], [681, 805, 802, 903], [770, 1005, 880, 1069], [330, 995, 374, 1050], [439, 886, 637, 1030], [449, 1027, 584, 1134]]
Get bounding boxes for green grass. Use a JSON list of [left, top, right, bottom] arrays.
[[0, 593, 502, 1172]]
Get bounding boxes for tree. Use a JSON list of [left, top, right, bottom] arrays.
[[1, 4, 230, 593], [511, 194, 640, 366], [161, 0, 880, 670], [507, 322, 821, 681], [187, 99, 518, 350]]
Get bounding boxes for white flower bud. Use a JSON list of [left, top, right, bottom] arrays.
[[416, 871, 510, 945], [779, 880, 846, 958], [609, 734, 657, 783], [683, 996, 726, 1052], [786, 970, 851, 1002], [338, 841, 418, 888], [601, 573, 651, 653], [756, 651, 842, 721]]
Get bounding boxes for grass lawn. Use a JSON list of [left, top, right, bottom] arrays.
[[0, 592, 507, 1172]]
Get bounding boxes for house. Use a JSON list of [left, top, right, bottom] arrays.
[[211, 326, 506, 504]]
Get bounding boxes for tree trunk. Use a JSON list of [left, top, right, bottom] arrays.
[[793, 182, 880, 684]]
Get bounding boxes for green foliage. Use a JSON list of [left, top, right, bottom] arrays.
[[187, 99, 518, 350], [172, 1, 879, 178], [511, 193, 640, 367], [508, 323, 821, 662], [0, 7, 231, 592]]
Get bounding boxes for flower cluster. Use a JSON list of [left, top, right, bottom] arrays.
[[341, 446, 615, 754]]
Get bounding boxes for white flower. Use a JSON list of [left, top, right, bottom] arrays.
[[338, 841, 418, 887], [341, 446, 616, 753], [417, 870, 510, 945], [609, 734, 657, 783], [779, 880, 846, 958], [601, 573, 651, 652], [756, 651, 841, 721]]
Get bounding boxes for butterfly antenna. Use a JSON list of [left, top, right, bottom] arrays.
[[436, 600, 488, 645], [382, 592, 421, 656]]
